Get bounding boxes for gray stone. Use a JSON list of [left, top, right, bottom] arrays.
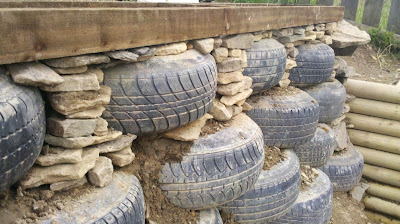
[[45, 134, 96, 149], [44, 54, 110, 68], [240, 50, 247, 68], [217, 58, 243, 73], [208, 98, 232, 121], [284, 43, 295, 48], [333, 121, 349, 151], [315, 24, 326, 31], [7, 62, 64, 86], [226, 105, 242, 117], [50, 176, 88, 192], [104, 50, 139, 62], [47, 85, 111, 115], [136, 47, 156, 61], [66, 106, 105, 119], [217, 76, 252, 96], [20, 148, 99, 189], [279, 34, 305, 44], [94, 117, 108, 136], [293, 27, 305, 35], [213, 37, 223, 48], [304, 25, 315, 31], [93, 130, 123, 145], [52, 65, 88, 75], [41, 71, 100, 92], [90, 134, 136, 153], [220, 88, 253, 106], [192, 38, 214, 54], [350, 183, 369, 202], [212, 47, 228, 63], [47, 117, 97, 138], [35, 146, 82, 166], [163, 113, 213, 141], [217, 70, 244, 85], [88, 156, 113, 187], [130, 47, 150, 55], [105, 146, 135, 167], [221, 34, 254, 49], [331, 20, 371, 48], [289, 48, 299, 58], [273, 28, 294, 37], [155, 42, 187, 56]]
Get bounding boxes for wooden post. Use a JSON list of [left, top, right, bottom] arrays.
[[348, 98, 400, 121], [363, 164, 400, 188], [344, 79, 400, 104], [362, 0, 384, 27], [387, 0, 400, 34], [356, 146, 400, 171], [348, 129, 400, 155], [367, 183, 400, 203], [347, 113, 400, 138], [319, 0, 334, 6], [341, 0, 359, 21], [364, 196, 400, 219]]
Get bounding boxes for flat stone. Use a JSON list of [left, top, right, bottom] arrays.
[[155, 42, 187, 56], [228, 49, 242, 58], [35, 146, 82, 166], [45, 134, 96, 149], [304, 25, 314, 31], [278, 79, 291, 87], [286, 59, 297, 71], [163, 113, 213, 141], [7, 62, 64, 86], [93, 130, 123, 145], [47, 117, 97, 138], [90, 134, 136, 153], [226, 105, 242, 117], [104, 50, 139, 62], [44, 54, 110, 68], [94, 117, 108, 136], [333, 121, 348, 151], [331, 20, 371, 48], [88, 156, 113, 187], [50, 176, 88, 192], [136, 47, 156, 61], [66, 106, 105, 119], [20, 148, 99, 189], [350, 183, 369, 202], [47, 85, 111, 115], [217, 76, 252, 96], [273, 28, 294, 37], [240, 50, 247, 68], [284, 43, 295, 48], [208, 98, 232, 121], [303, 35, 317, 41], [221, 33, 254, 49], [321, 35, 333, 45], [130, 47, 151, 55], [289, 48, 299, 58], [306, 31, 325, 39], [87, 68, 104, 83], [282, 72, 290, 79], [262, 31, 273, 39], [41, 71, 100, 92], [192, 38, 214, 54], [236, 99, 246, 106], [242, 102, 252, 111], [293, 40, 306, 46], [104, 146, 135, 167], [293, 27, 305, 35], [52, 65, 88, 75], [279, 34, 305, 44], [326, 22, 338, 31], [212, 47, 228, 63], [253, 33, 263, 42], [217, 58, 243, 73], [220, 88, 253, 106], [213, 37, 223, 48], [315, 24, 326, 31], [217, 70, 244, 85]]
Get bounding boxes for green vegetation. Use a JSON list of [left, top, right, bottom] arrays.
[[355, 0, 391, 30], [369, 28, 400, 59]]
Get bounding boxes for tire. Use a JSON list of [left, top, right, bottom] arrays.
[[301, 80, 346, 122], [292, 125, 335, 167], [41, 173, 145, 224], [102, 49, 217, 135], [0, 71, 45, 192], [321, 144, 364, 191], [220, 150, 301, 223], [246, 87, 319, 148], [243, 39, 286, 92], [289, 43, 335, 86], [199, 208, 223, 224], [270, 169, 333, 224], [158, 113, 265, 210]]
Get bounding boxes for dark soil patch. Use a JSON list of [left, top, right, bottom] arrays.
[[300, 165, 319, 191], [263, 147, 287, 170], [200, 119, 229, 136]]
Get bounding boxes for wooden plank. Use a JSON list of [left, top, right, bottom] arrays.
[[319, 0, 334, 6], [362, 0, 384, 27], [0, 6, 343, 65], [341, 0, 359, 21], [388, 0, 400, 34]]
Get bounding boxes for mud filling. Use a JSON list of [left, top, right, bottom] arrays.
[[200, 118, 230, 136], [300, 165, 319, 191], [263, 146, 287, 170], [220, 209, 240, 224]]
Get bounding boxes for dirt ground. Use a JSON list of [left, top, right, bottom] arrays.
[[330, 191, 371, 224]]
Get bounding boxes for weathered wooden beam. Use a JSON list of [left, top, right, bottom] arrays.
[[348, 129, 400, 155], [344, 79, 400, 104], [348, 98, 400, 121], [347, 113, 400, 138], [362, 0, 384, 28], [356, 146, 400, 172], [364, 196, 400, 219], [0, 6, 344, 65], [363, 164, 400, 188], [367, 183, 400, 203]]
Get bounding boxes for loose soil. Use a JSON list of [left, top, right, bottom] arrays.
[[330, 191, 370, 224], [200, 118, 229, 136], [220, 210, 239, 224], [300, 165, 319, 191], [263, 146, 287, 170]]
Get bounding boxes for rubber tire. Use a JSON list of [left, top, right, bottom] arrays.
[[321, 144, 364, 191], [0, 71, 45, 192], [220, 150, 301, 223], [199, 208, 223, 224], [102, 49, 217, 135], [292, 125, 335, 167], [301, 80, 346, 123], [246, 88, 319, 148], [289, 43, 335, 87], [243, 39, 286, 92], [41, 173, 145, 224], [270, 169, 333, 224], [159, 113, 265, 210]]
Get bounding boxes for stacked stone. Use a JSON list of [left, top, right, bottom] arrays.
[[6, 54, 137, 191]]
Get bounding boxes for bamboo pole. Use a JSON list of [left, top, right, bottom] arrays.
[[344, 79, 400, 104], [367, 183, 400, 203], [364, 196, 400, 219], [365, 211, 400, 224], [348, 98, 400, 121], [356, 146, 400, 171], [363, 164, 400, 188], [347, 113, 400, 138], [348, 129, 400, 155]]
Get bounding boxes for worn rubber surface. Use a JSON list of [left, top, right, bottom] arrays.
[[41, 173, 145, 224], [302, 80, 346, 122], [159, 113, 265, 210], [246, 88, 319, 148], [270, 169, 333, 224], [199, 208, 223, 224], [102, 49, 217, 135], [0, 70, 45, 192], [289, 43, 335, 86], [321, 145, 364, 191], [220, 150, 301, 223], [243, 39, 286, 92], [292, 125, 335, 167]]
